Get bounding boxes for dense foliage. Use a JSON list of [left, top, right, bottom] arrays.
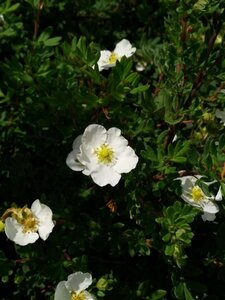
[[0, 0, 225, 299]]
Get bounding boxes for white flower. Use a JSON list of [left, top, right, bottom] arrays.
[[54, 271, 95, 300], [215, 109, 225, 125], [4, 200, 55, 246], [66, 124, 139, 187], [97, 39, 136, 71], [135, 61, 147, 72], [176, 175, 222, 221]]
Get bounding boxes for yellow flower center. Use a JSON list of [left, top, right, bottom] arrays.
[[191, 186, 204, 202], [21, 213, 39, 233], [4, 207, 39, 233], [95, 144, 114, 165], [71, 291, 86, 300], [108, 52, 119, 64]]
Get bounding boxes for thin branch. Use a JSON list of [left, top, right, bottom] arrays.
[[33, 0, 44, 39], [185, 12, 224, 105]]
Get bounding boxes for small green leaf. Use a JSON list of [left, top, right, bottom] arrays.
[[130, 84, 149, 94], [44, 37, 62, 47], [171, 156, 187, 163], [184, 283, 195, 300], [148, 289, 167, 300]]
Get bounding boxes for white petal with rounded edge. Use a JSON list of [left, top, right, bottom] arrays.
[[31, 200, 53, 222], [38, 221, 55, 240], [107, 127, 128, 153], [202, 201, 219, 214], [114, 39, 136, 58], [54, 281, 70, 300], [97, 50, 112, 71], [31, 200, 55, 240], [66, 272, 92, 294], [78, 144, 95, 165], [179, 176, 197, 187], [113, 146, 138, 173], [78, 145, 99, 174], [66, 135, 84, 171], [82, 124, 107, 149], [66, 150, 84, 171], [201, 212, 216, 222], [91, 165, 121, 187], [5, 217, 39, 246], [72, 134, 82, 150]]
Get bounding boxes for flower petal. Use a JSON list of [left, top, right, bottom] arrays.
[[66, 135, 84, 171], [65, 272, 92, 294], [215, 186, 223, 201], [97, 50, 113, 71], [107, 127, 128, 152], [215, 109, 225, 125], [113, 146, 139, 173], [202, 201, 219, 214], [177, 175, 199, 187], [5, 217, 39, 246], [83, 291, 96, 300], [31, 200, 55, 240], [72, 134, 82, 150], [31, 200, 53, 221], [66, 150, 84, 171], [38, 221, 55, 240], [91, 165, 121, 187], [201, 212, 216, 222], [114, 39, 136, 58], [54, 281, 70, 300], [82, 124, 107, 149]]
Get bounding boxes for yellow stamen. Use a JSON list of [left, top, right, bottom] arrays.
[[191, 186, 204, 202], [95, 144, 114, 165], [2, 206, 38, 233], [71, 291, 86, 300], [108, 52, 119, 64]]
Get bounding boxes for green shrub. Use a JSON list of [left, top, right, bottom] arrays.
[[0, 0, 225, 299]]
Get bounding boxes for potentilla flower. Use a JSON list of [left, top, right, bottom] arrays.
[[176, 175, 222, 221], [66, 124, 139, 187], [54, 271, 95, 300], [2, 200, 55, 246], [135, 61, 147, 72], [97, 39, 136, 71], [215, 109, 225, 125]]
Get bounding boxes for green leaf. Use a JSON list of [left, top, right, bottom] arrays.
[[155, 89, 171, 111], [130, 84, 149, 94], [141, 146, 158, 162], [44, 37, 62, 47], [164, 112, 184, 125], [165, 244, 175, 256], [97, 290, 105, 297], [174, 283, 184, 299], [113, 222, 125, 229], [183, 283, 195, 300], [4, 3, 20, 13], [170, 156, 187, 163], [148, 289, 167, 300], [219, 133, 225, 150]]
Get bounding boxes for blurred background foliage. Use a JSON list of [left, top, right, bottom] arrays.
[[0, 0, 225, 299]]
